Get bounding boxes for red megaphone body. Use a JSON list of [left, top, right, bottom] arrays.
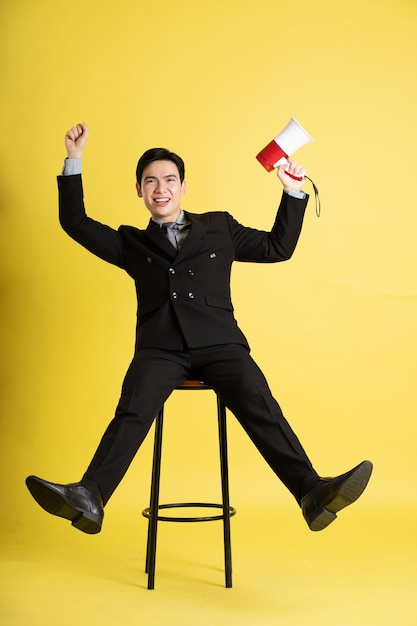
[[256, 117, 313, 180]]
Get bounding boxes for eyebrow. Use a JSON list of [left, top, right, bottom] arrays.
[[144, 174, 178, 182]]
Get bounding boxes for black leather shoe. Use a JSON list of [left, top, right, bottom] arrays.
[[301, 460, 373, 531], [25, 476, 104, 534]]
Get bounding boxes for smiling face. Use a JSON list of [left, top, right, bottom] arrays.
[[136, 160, 186, 222]]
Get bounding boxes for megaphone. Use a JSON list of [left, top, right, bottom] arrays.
[[256, 117, 313, 180]]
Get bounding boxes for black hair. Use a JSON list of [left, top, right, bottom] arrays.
[[136, 148, 185, 184]]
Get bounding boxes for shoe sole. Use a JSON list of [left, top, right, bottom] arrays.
[[309, 460, 373, 531], [26, 477, 102, 534]]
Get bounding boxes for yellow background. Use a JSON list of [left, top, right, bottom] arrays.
[[1, 0, 416, 624]]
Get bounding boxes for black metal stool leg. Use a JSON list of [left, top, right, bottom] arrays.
[[217, 396, 233, 588], [145, 406, 164, 590], [142, 383, 236, 589]]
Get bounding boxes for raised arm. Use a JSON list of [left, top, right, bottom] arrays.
[[58, 123, 126, 269], [230, 159, 309, 262]]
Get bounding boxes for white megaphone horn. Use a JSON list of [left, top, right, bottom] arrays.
[[256, 117, 313, 180]]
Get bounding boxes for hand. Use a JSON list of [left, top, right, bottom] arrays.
[[276, 159, 306, 193], [65, 123, 89, 158]]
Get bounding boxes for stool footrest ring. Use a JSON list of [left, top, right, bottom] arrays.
[[142, 502, 237, 523]]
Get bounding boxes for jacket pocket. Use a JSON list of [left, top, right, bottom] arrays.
[[205, 295, 234, 311]]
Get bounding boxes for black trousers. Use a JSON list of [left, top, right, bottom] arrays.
[[82, 344, 319, 506]]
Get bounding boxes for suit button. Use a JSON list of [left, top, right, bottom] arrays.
[[146, 257, 152, 263], [188, 269, 194, 276], [169, 267, 176, 274], [210, 252, 217, 259], [172, 292, 178, 299], [188, 292, 194, 299]]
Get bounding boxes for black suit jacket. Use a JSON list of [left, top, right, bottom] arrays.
[[58, 175, 308, 352]]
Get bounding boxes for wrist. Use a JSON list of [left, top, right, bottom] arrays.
[[66, 150, 83, 159]]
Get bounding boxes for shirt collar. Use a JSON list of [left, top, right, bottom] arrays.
[[152, 210, 188, 227]]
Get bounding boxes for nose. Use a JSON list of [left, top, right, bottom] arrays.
[[155, 179, 166, 193]]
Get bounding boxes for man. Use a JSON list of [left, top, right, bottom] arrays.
[[26, 123, 372, 535]]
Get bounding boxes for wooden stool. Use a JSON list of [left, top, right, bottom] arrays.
[[142, 380, 236, 589]]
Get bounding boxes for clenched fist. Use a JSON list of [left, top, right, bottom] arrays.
[[277, 158, 306, 193], [65, 123, 89, 159]]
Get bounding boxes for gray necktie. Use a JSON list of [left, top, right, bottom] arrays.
[[162, 222, 191, 250], [161, 222, 178, 249]]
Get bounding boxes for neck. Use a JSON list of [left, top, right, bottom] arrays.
[[153, 209, 183, 225]]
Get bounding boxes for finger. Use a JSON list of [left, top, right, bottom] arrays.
[[293, 164, 305, 177], [277, 162, 289, 175], [79, 123, 89, 139], [68, 126, 81, 139], [287, 160, 305, 177]]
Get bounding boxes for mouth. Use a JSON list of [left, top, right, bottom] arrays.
[[153, 197, 170, 207]]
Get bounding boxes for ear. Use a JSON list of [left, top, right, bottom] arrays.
[[136, 182, 143, 198], [181, 180, 186, 196]]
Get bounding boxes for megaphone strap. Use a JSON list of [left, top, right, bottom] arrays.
[[305, 175, 321, 217]]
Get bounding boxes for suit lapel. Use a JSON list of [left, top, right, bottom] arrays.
[[175, 212, 208, 260], [145, 220, 177, 259], [145, 212, 209, 261]]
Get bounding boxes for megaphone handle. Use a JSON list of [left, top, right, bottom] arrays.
[[285, 170, 304, 182]]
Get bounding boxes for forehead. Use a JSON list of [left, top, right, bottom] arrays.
[[142, 160, 180, 180]]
